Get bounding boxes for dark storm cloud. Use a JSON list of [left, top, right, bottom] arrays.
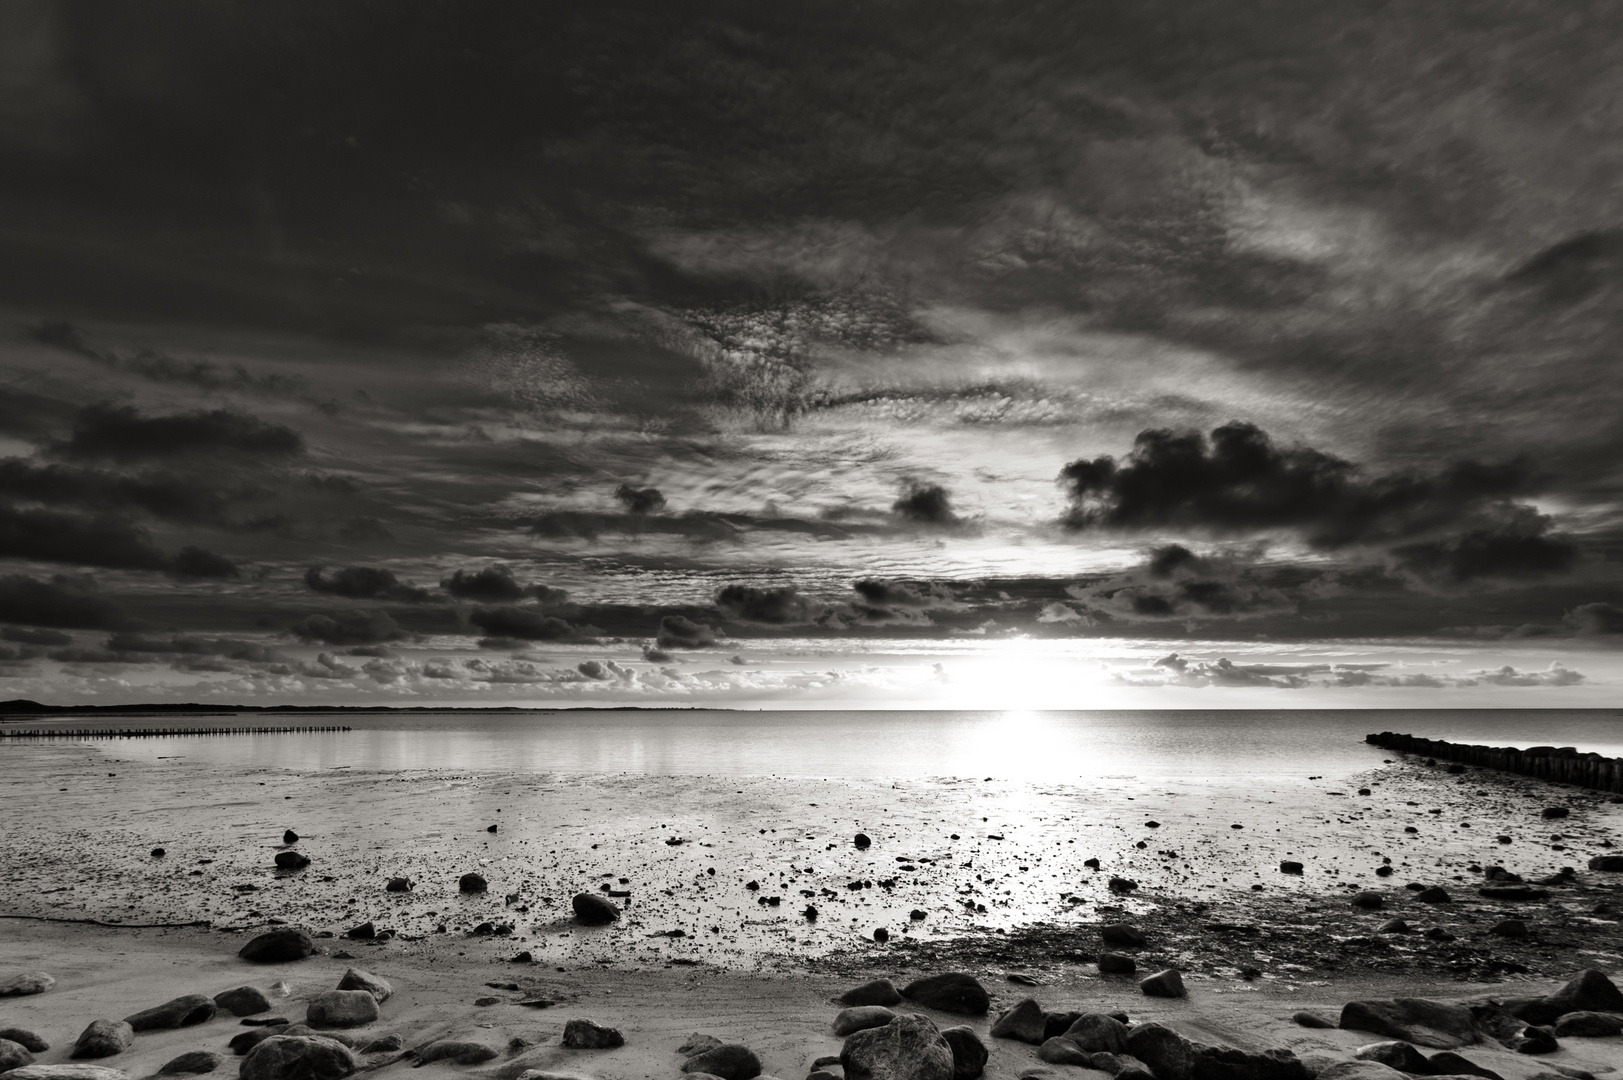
[[714, 584, 814, 625], [0, 573, 125, 629], [0, 504, 168, 570], [0, 459, 235, 522], [1, 626, 72, 646], [304, 565, 434, 603], [1565, 602, 1623, 636], [528, 508, 867, 543], [614, 485, 667, 515], [1388, 507, 1578, 585], [292, 610, 407, 646], [105, 633, 286, 663], [467, 606, 593, 642], [56, 404, 304, 461], [892, 480, 958, 526], [849, 579, 959, 623], [29, 322, 311, 397], [656, 615, 719, 650], [440, 565, 567, 604], [1502, 231, 1623, 306], [172, 546, 240, 579]]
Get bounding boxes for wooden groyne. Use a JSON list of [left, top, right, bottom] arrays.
[[0, 725, 350, 738], [1367, 731, 1623, 793]]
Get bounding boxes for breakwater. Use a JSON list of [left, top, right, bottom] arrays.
[[1367, 731, 1623, 793], [0, 725, 350, 738]]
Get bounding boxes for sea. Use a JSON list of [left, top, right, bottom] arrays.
[[6, 708, 1623, 781]]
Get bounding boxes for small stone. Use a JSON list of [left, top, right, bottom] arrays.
[[417, 1041, 498, 1065], [344, 921, 374, 940], [125, 994, 217, 1031], [1427, 1052, 1502, 1079], [1292, 1012, 1336, 1029], [683, 1044, 762, 1080], [1037, 1038, 1090, 1066], [238, 929, 315, 963], [305, 990, 379, 1029], [854, 833, 872, 849], [990, 999, 1046, 1044], [1064, 1014, 1128, 1054], [939, 1026, 987, 1080], [1139, 968, 1186, 998], [359, 1034, 403, 1054], [229, 1030, 281, 1056], [158, 1051, 222, 1075], [835, 1007, 897, 1037], [571, 892, 619, 924], [1352, 891, 1383, 909], [1542, 807, 1569, 819], [841, 1015, 951, 1080], [1355, 1042, 1430, 1073], [384, 877, 412, 892], [1378, 919, 1409, 934], [283, 830, 299, 844], [1490, 919, 1529, 938], [459, 872, 487, 893], [901, 973, 990, 1016], [561, 1019, 624, 1049], [0, 1029, 48, 1053], [0, 972, 55, 997], [0, 1038, 36, 1073], [274, 851, 310, 870], [1416, 886, 1451, 904], [1100, 924, 1145, 947], [240, 1035, 356, 1080], [1280, 861, 1303, 874], [1098, 952, 1136, 974], [839, 979, 903, 1007], [1554, 1012, 1623, 1037], [678, 1034, 725, 1057], [71, 1021, 133, 1060], [150, 848, 165, 858], [214, 987, 272, 1017]]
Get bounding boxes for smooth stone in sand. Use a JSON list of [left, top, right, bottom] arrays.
[[1037, 1038, 1091, 1066], [1426, 1052, 1502, 1079], [273, 852, 309, 870], [418, 1041, 499, 1065], [1505, 969, 1623, 1025], [238, 930, 314, 963], [358, 1035, 403, 1054], [1100, 924, 1145, 947], [561, 1020, 624, 1049], [1139, 969, 1186, 998], [901, 973, 989, 1016], [1098, 953, 1136, 974], [682, 1045, 761, 1080], [1339, 999, 1480, 1049], [1293, 1012, 1337, 1029], [0, 972, 55, 997], [940, 1027, 987, 1080], [459, 873, 487, 893], [839, 980, 903, 1007], [5, 1069, 130, 1080], [1352, 892, 1383, 910], [0, 1029, 48, 1052], [335, 969, 392, 1003], [843, 1014, 953, 1080], [571, 892, 618, 925], [125, 994, 216, 1031], [230, 1030, 283, 1056], [240, 1036, 356, 1080], [0, 1037, 36, 1073], [157, 1051, 223, 1075], [678, 1035, 725, 1057], [71, 1021, 133, 1060], [306, 991, 379, 1029], [1123, 1026, 1190, 1080], [1554, 1012, 1623, 1037], [990, 999, 1046, 1044], [1065, 1014, 1129, 1054], [835, 1008, 897, 1037], [1354, 1042, 1431, 1073], [214, 987, 272, 1016]]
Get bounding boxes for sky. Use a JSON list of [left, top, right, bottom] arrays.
[[1, 0, 1622, 708]]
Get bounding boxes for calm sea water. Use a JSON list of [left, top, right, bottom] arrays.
[[8, 708, 1623, 781]]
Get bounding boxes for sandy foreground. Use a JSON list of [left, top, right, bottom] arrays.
[[6, 737, 1623, 1080]]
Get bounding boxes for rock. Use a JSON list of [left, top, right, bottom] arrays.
[[1100, 924, 1146, 947], [305, 990, 379, 1029], [855, 834, 872, 849], [842, 1015, 953, 1080], [214, 986, 272, 1017], [1554, 1012, 1623, 1037], [0, 1038, 36, 1073], [678, 1035, 725, 1057], [1043, 1013, 1082, 1040], [240, 1035, 356, 1080], [940, 1027, 987, 1080], [5, 1069, 131, 1080], [0, 1030, 49, 1053], [571, 892, 619, 925], [1293, 1012, 1337, 1029], [1490, 919, 1529, 938], [1318, 1063, 1410, 1080], [1506, 970, 1623, 1025], [158, 1051, 223, 1075], [1588, 856, 1623, 872], [561, 1020, 624, 1049], [384, 877, 412, 892], [1416, 887, 1452, 904], [1090, 1053, 1156, 1080], [459, 873, 487, 893], [1426, 1053, 1501, 1079], [358, 1035, 403, 1054], [343, 922, 374, 941], [1542, 808, 1570, 819], [1352, 892, 1383, 909], [1098, 953, 1136, 974], [0, 972, 55, 997], [1036, 1038, 1090, 1066], [837, 1008, 898, 1038], [1378, 920, 1409, 934], [901, 973, 990, 1016], [1338, 999, 1480, 1049], [1064, 1015, 1129, 1054], [418, 1041, 499, 1065], [150, 848, 165, 858], [230, 1030, 282, 1056], [1280, 862, 1304, 874], [990, 999, 1047, 1044], [283, 830, 299, 843], [274, 852, 310, 870], [1354, 1042, 1430, 1073], [125, 994, 217, 1031], [1125, 1025, 1192, 1080], [1140, 969, 1186, 998], [238, 930, 315, 963], [71, 1022, 133, 1060], [279, 1025, 355, 1046], [1187, 1045, 1309, 1080], [335, 969, 392, 1003], [1511, 1027, 1559, 1055], [683, 1044, 762, 1080]]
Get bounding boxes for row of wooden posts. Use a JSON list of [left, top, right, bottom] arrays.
[[0, 725, 351, 738], [1367, 730, 1623, 794]]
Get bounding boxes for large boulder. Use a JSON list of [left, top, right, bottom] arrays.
[[842, 1015, 954, 1080], [1189, 1046, 1309, 1080], [1339, 999, 1481, 1049], [71, 1022, 134, 1060], [839, 980, 903, 1007], [417, 1042, 498, 1065], [240, 1035, 356, 1080], [157, 1051, 223, 1075], [1036, 1038, 1091, 1066], [125, 994, 217, 1031], [1141, 969, 1187, 999], [939, 1027, 987, 1080], [1354, 1043, 1430, 1073], [335, 969, 392, 1003], [901, 973, 990, 1016], [1588, 856, 1623, 872], [1553, 1012, 1623, 1037], [560, 1020, 623, 1049], [990, 999, 1046, 1044], [836, 1008, 898, 1038], [0, 973, 55, 997], [305, 991, 379, 1029], [238, 930, 315, 964], [1065, 1014, 1129, 1054], [0, 1038, 36, 1073], [214, 987, 272, 1016], [1125, 1025, 1193, 1080], [5, 1069, 130, 1080], [571, 893, 619, 925], [1504, 970, 1623, 1025], [0, 1029, 48, 1053], [681, 1044, 761, 1080]]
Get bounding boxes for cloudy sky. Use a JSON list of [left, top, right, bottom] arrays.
[[1, 0, 1621, 708]]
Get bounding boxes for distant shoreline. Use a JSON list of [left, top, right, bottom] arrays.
[[0, 699, 708, 716]]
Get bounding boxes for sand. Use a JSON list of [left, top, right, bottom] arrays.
[[6, 735, 1623, 1080]]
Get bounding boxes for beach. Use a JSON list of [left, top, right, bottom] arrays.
[[6, 720, 1623, 1080]]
